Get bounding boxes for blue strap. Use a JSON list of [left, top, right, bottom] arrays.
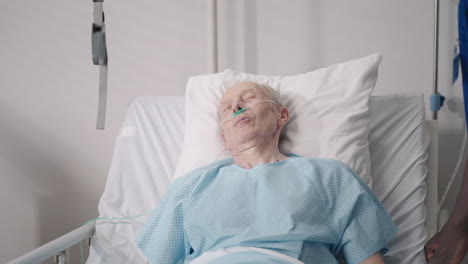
[[430, 93, 446, 112], [454, 48, 460, 84]]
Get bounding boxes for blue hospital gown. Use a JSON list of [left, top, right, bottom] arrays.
[[135, 154, 397, 264]]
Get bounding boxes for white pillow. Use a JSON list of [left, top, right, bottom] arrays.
[[173, 53, 382, 187]]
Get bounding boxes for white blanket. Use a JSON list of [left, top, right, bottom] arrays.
[[190, 247, 304, 264]]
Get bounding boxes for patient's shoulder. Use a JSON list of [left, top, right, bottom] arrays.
[[174, 158, 233, 183], [168, 159, 232, 197], [300, 157, 371, 192], [191, 158, 232, 175], [292, 156, 360, 184], [298, 156, 352, 172]]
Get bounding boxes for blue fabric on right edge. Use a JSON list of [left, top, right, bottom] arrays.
[[460, 0, 468, 131]]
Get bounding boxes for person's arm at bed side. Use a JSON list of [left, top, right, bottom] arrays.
[[135, 178, 193, 264], [310, 159, 397, 264], [425, 160, 468, 264], [360, 252, 384, 264]]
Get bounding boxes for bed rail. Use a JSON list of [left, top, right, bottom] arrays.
[[6, 222, 95, 264]]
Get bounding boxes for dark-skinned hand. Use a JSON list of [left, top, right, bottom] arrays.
[[424, 224, 468, 264]]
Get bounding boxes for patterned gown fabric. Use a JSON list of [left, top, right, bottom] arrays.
[[135, 154, 397, 264]]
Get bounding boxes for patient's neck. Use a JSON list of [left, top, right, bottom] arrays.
[[230, 141, 288, 169]]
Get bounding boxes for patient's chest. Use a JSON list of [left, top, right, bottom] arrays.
[[184, 163, 335, 253]]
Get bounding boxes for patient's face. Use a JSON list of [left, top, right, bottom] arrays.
[[219, 82, 284, 150]]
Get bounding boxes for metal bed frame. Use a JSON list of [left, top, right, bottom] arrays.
[[6, 0, 443, 262]]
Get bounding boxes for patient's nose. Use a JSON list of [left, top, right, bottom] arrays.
[[232, 106, 242, 114], [231, 100, 243, 113]]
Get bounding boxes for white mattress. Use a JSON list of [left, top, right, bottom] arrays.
[[368, 95, 429, 263], [87, 95, 429, 264]]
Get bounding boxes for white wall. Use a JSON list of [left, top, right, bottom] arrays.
[[0, 1, 207, 263], [1, 0, 465, 263]]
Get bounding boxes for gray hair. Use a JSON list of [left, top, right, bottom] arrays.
[[257, 84, 282, 106], [257, 84, 287, 143]]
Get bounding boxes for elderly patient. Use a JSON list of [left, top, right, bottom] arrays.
[[136, 82, 397, 264]]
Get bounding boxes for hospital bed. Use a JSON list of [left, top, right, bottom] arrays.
[[7, 93, 438, 264], [8, 0, 446, 261]]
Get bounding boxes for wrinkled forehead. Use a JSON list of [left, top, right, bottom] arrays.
[[219, 82, 268, 106]]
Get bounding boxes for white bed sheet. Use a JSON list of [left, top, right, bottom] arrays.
[[87, 95, 429, 264], [87, 96, 185, 263], [369, 95, 429, 263]]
